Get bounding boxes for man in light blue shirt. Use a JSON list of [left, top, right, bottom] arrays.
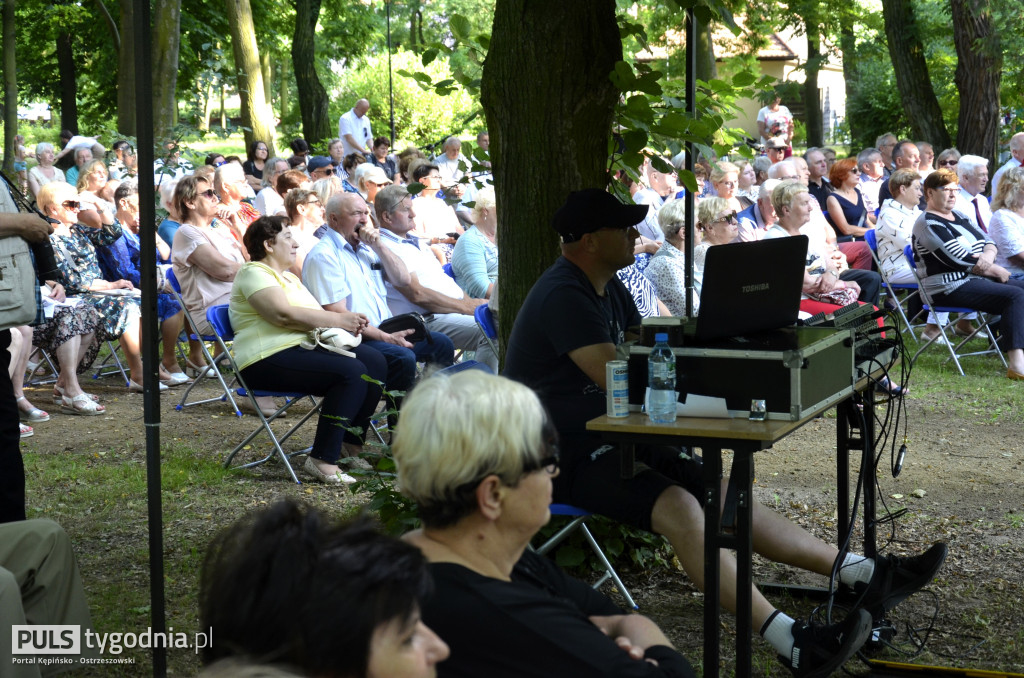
[[303, 193, 453, 392]]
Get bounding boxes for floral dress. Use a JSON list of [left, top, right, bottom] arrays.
[[50, 222, 141, 341], [32, 301, 102, 375], [95, 229, 181, 322]]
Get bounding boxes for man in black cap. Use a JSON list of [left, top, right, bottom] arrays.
[[504, 188, 947, 678], [307, 156, 336, 182]]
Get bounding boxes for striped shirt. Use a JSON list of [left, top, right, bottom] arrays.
[[911, 210, 992, 297]]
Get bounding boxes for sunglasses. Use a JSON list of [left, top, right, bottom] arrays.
[[61, 200, 80, 210], [214, 159, 227, 167], [712, 212, 739, 225], [315, 168, 335, 175], [522, 449, 560, 476], [199, 189, 218, 200], [938, 160, 959, 167]]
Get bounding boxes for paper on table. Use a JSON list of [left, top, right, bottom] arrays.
[[677, 393, 730, 418]]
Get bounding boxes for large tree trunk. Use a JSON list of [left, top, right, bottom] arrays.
[[225, 0, 277, 155], [117, 0, 136, 135], [695, 18, 716, 82], [278, 56, 290, 127], [2, 0, 15, 175], [951, 0, 1001, 170], [152, 0, 182, 139], [481, 0, 621, 353], [292, 0, 331, 146], [56, 32, 78, 133], [804, 19, 823, 147], [261, 49, 273, 108], [881, 0, 950, 149]]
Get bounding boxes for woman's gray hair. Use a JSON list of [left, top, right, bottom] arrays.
[[992, 166, 1024, 212], [471, 185, 496, 220], [658, 198, 687, 239], [159, 178, 179, 213], [352, 163, 377, 193], [392, 371, 550, 529], [35, 142, 54, 157], [262, 157, 287, 188]]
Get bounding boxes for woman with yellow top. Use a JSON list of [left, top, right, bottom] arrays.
[[229, 216, 388, 484]]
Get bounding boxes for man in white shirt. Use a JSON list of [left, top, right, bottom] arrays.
[[953, 155, 992, 233], [857, 148, 886, 214], [992, 132, 1024, 198], [375, 185, 497, 372], [338, 99, 373, 156]]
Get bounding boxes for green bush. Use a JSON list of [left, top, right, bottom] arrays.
[[331, 49, 477, 150]]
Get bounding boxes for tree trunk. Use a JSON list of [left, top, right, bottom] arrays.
[[278, 56, 290, 128], [292, 0, 331, 146], [2, 0, 15, 175], [261, 49, 273, 109], [199, 80, 212, 132], [838, 11, 863, 145], [152, 0, 182, 140], [219, 83, 227, 129], [481, 0, 621, 354], [695, 17, 716, 82], [225, 0, 277, 155], [117, 0, 136, 136], [880, 0, 950, 149], [804, 19, 823, 147], [56, 31, 78, 133], [951, 0, 1001, 170]]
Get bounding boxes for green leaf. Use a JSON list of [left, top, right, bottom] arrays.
[[475, 34, 490, 50], [610, 60, 638, 91], [622, 130, 648, 154], [732, 71, 757, 87], [406, 182, 426, 197], [678, 170, 698, 194], [650, 156, 674, 174], [421, 48, 439, 67], [450, 14, 471, 41], [554, 545, 586, 568]]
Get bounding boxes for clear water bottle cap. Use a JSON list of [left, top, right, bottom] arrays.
[[655, 333, 668, 343]]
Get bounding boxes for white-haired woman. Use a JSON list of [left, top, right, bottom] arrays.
[[643, 198, 700, 316], [252, 157, 290, 217], [215, 162, 261, 243], [710, 161, 746, 212], [450, 185, 497, 299], [393, 370, 696, 678], [990, 166, 1024, 281], [27, 142, 66, 199]]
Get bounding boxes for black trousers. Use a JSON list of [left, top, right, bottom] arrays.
[[933, 278, 1024, 350], [0, 329, 26, 523]]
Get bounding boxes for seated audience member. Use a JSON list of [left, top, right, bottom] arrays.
[[450, 186, 497, 299], [825, 158, 874, 240], [914, 168, 1024, 379], [857, 148, 886, 215], [804, 148, 832, 210], [394, 370, 697, 678], [917, 141, 935, 176], [27, 142, 66, 200], [229, 217, 387, 483], [76, 159, 117, 220], [171, 174, 247, 375], [326, 138, 345, 173], [252, 157, 290, 217], [735, 179, 780, 243], [216, 162, 261, 243], [38, 182, 175, 392], [503, 189, 942, 678], [206, 153, 227, 168], [289, 138, 310, 164], [242, 140, 270, 191], [375, 186, 497, 373], [765, 136, 788, 165], [878, 141, 923, 207], [631, 160, 674, 247], [691, 197, 738, 307], [823, 147, 838, 171], [302, 193, 454, 401], [644, 198, 700, 316], [96, 181, 189, 385], [989, 166, 1024, 280], [992, 132, 1024, 198], [287, 155, 307, 174], [1, 520, 99, 670], [953, 155, 992, 234], [710, 161, 747, 212], [936, 148, 961, 173], [63, 146, 94, 188], [409, 163, 464, 263], [369, 136, 398, 181], [275, 170, 310, 216], [306, 156, 336, 183], [398, 147, 427, 185], [153, 140, 193, 185], [433, 136, 475, 227], [342, 153, 367, 193], [353, 163, 393, 217], [734, 158, 758, 204], [282, 188, 325, 272], [200, 500, 449, 672], [875, 169, 958, 340], [156, 178, 182, 246], [616, 260, 669, 318], [752, 155, 773, 187]]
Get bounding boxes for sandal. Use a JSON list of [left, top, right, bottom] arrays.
[[185, 357, 221, 378], [61, 393, 107, 416], [20, 423, 33, 438], [53, 385, 99, 404], [16, 396, 50, 423]]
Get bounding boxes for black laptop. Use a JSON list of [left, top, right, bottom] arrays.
[[693, 235, 807, 342]]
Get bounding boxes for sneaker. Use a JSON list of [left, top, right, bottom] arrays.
[[780, 609, 872, 678], [852, 543, 948, 618], [920, 330, 949, 346]]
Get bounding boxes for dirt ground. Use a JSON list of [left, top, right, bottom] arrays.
[[18, 375, 1024, 677]]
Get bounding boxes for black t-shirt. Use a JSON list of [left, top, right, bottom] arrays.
[[423, 549, 695, 678], [504, 257, 641, 447], [242, 159, 263, 180], [807, 177, 833, 211]]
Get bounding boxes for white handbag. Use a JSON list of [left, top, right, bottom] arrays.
[[300, 327, 362, 358]]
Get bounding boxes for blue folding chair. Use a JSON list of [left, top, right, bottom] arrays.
[[864, 229, 921, 341], [165, 268, 242, 416], [473, 303, 498, 358], [207, 305, 323, 484], [442, 262, 456, 280], [535, 504, 638, 610], [903, 245, 1006, 374]]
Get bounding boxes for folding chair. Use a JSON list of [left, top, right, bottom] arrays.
[[442, 262, 456, 280], [535, 504, 638, 610], [91, 341, 130, 386], [903, 245, 1007, 375], [207, 305, 322, 484], [473, 303, 498, 358], [165, 269, 242, 416], [25, 347, 59, 387], [863, 229, 921, 341]]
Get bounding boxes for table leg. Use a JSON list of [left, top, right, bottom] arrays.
[[731, 448, 754, 678], [703, 445, 723, 678]]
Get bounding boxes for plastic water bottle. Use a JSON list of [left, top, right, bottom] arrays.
[[647, 333, 677, 423]]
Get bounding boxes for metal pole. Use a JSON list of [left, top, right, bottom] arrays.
[[132, 1, 165, 675], [684, 9, 696, 318], [387, 0, 396, 147]]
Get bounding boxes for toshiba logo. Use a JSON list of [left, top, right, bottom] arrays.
[[742, 283, 769, 293]]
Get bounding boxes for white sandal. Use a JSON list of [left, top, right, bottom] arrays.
[[53, 385, 99, 404], [61, 393, 106, 416], [17, 396, 50, 422], [19, 423, 33, 438]]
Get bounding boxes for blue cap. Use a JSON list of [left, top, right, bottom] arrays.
[[655, 333, 668, 342]]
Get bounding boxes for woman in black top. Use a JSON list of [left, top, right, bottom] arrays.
[[242, 140, 269, 191]]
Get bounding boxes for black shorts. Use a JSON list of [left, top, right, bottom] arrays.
[[553, 443, 705, 533]]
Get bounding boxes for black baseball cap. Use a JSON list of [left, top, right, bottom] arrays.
[[551, 189, 648, 243], [307, 156, 334, 173]]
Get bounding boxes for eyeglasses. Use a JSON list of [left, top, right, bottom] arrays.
[[712, 212, 739, 225], [938, 160, 959, 167], [61, 200, 80, 210], [304, 199, 322, 207], [940, 187, 960, 195], [850, 168, 861, 175], [199, 189, 218, 200], [522, 448, 560, 476], [315, 168, 335, 175]]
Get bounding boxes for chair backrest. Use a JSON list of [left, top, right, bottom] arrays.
[[864, 228, 878, 253], [166, 267, 182, 293], [206, 305, 235, 341], [474, 303, 497, 339], [903, 244, 917, 271], [442, 262, 456, 280], [433, 360, 493, 376]]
